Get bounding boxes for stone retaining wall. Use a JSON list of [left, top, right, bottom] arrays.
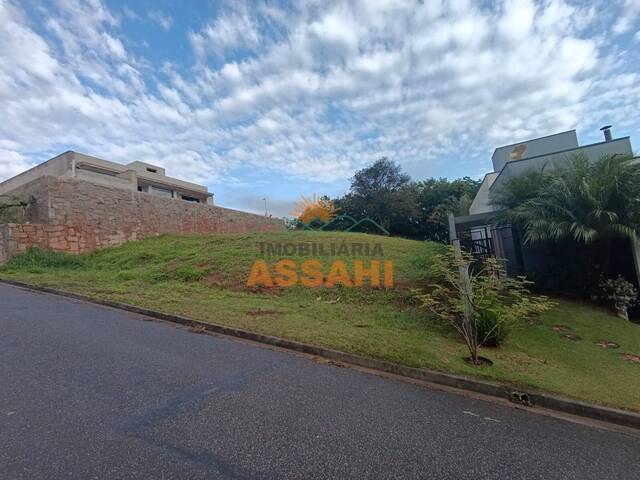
[[0, 176, 284, 261], [0, 224, 60, 262]]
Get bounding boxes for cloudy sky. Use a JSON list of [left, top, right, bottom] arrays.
[[1, 0, 639, 216]]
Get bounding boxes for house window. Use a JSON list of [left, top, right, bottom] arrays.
[[146, 168, 157, 173], [181, 195, 200, 203]]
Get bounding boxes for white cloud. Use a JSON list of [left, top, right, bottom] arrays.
[[149, 10, 173, 31], [189, 4, 261, 60], [0, 149, 31, 179], [0, 0, 639, 201], [613, 0, 640, 33], [498, 0, 536, 42], [121, 6, 139, 21]]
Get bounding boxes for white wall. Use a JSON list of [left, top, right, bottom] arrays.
[[492, 131, 578, 172], [490, 137, 633, 194], [149, 185, 173, 198], [469, 173, 498, 215], [0, 152, 72, 196], [76, 169, 135, 191]]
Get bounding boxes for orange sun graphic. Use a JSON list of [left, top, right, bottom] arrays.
[[290, 193, 339, 224]]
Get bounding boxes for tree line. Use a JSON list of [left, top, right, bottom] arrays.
[[330, 158, 480, 242]]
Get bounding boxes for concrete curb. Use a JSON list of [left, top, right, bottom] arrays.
[[2, 278, 639, 430]]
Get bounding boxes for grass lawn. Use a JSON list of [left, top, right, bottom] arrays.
[[1, 231, 639, 412]]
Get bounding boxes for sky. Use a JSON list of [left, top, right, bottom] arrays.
[[1, 0, 639, 217]]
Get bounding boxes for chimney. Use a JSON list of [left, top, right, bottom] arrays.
[[600, 125, 613, 142]]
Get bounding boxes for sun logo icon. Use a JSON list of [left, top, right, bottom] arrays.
[[290, 193, 339, 225]]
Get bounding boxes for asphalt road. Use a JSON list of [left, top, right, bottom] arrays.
[[1, 283, 639, 479]]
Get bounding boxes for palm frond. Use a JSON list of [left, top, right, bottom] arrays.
[[492, 153, 640, 245]]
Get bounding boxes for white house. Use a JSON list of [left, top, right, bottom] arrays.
[[452, 127, 638, 282]]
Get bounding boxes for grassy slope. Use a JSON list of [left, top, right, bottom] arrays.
[[1, 231, 639, 411]]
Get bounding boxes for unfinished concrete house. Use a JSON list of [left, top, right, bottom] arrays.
[[0, 151, 283, 261]]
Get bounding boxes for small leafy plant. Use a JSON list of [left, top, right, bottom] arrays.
[[416, 247, 553, 363], [599, 276, 638, 321]]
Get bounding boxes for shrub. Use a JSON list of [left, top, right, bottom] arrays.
[[599, 276, 638, 321], [475, 298, 512, 348], [416, 247, 553, 361]]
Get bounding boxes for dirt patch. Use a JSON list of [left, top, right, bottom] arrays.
[[594, 340, 620, 349], [552, 324, 572, 332], [559, 333, 581, 341], [244, 285, 286, 296], [463, 356, 493, 366], [204, 274, 225, 287], [620, 353, 640, 364]]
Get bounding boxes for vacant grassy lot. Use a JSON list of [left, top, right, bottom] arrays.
[[1, 231, 639, 411]]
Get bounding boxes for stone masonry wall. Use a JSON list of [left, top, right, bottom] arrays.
[[0, 176, 284, 261], [0, 224, 62, 262], [1, 176, 51, 223]]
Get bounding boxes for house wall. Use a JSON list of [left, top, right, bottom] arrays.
[[0, 174, 52, 223], [468, 173, 498, 215], [490, 137, 633, 193], [0, 176, 284, 261], [1, 151, 214, 203], [0, 152, 72, 196], [0, 223, 71, 262], [76, 168, 136, 190], [72, 152, 213, 203], [492, 130, 579, 172]]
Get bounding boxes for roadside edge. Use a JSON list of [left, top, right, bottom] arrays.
[[2, 278, 638, 430]]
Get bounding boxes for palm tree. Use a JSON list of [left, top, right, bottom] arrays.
[[489, 168, 547, 213], [491, 153, 640, 245]]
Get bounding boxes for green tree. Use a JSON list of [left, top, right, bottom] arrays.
[[415, 177, 481, 242], [335, 158, 417, 234], [489, 168, 546, 212], [336, 159, 480, 240], [417, 247, 552, 363], [491, 154, 640, 245], [490, 153, 640, 289]]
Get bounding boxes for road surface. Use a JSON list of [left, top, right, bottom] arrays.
[[0, 283, 638, 479]]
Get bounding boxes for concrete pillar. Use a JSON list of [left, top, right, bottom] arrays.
[[447, 212, 457, 242], [492, 226, 505, 260], [116, 170, 137, 191]]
